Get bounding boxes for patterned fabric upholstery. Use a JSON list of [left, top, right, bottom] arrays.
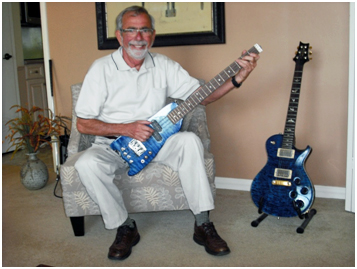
[[60, 83, 216, 218]]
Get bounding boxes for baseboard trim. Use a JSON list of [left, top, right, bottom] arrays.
[[215, 177, 346, 200]]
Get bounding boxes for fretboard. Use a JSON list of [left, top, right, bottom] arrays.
[[281, 64, 304, 149], [167, 44, 263, 124]]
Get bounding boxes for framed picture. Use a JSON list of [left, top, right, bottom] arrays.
[[96, 2, 225, 50]]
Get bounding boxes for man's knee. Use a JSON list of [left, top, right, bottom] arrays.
[[178, 132, 203, 150], [74, 146, 106, 172], [74, 150, 95, 172]]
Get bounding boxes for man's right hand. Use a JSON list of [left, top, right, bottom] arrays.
[[123, 120, 154, 142]]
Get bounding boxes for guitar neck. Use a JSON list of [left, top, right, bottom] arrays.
[[168, 44, 263, 124], [282, 56, 307, 149]]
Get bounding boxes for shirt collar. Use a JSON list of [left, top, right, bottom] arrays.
[[111, 47, 155, 71]]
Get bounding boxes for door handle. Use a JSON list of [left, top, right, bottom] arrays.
[[3, 53, 12, 60]]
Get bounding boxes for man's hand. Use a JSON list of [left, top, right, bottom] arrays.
[[123, 120, 154, 142], [234, 51, 260, 84]]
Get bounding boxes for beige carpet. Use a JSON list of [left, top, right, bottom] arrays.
[[2, 147, 355, 267]]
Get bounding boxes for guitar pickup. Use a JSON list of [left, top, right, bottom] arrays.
[[151, 120, 162, 132], [277, 148, 295, 159], [150, 120, 162, 142], [274, 168, 292, 179]]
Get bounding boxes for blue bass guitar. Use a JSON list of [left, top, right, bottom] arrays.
[[111, 44, 263, 176], [251, 42, 314, 218]]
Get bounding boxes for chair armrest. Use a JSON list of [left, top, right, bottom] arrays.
[[67, 116, 81, 158], [67, 83, 84, 158], [183, 104, 211, 153]]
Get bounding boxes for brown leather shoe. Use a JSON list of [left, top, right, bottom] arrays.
[[193, 222, 230, 256], [108, 221, 140, 260]]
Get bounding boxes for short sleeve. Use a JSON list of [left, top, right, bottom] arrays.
[[75, 60, 108, 119]]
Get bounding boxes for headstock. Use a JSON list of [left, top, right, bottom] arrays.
[[294, 41, 312, 65]]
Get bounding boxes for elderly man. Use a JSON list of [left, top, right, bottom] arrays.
[[75, 5, 260, 260]]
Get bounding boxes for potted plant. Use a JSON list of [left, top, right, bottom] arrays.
[[4, 105, 70, 190]]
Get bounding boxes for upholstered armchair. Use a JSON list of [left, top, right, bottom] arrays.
[[60, 83, 216, 236]]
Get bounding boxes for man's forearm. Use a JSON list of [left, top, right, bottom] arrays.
[[77, 118, 154, 142], [200, 79, 237, 106], [77, 118, 124, 137]]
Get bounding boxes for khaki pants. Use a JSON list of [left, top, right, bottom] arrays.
[[74, 132, 214, 229]]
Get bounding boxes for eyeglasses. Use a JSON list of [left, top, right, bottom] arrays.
[[120, 28, 154, 36]]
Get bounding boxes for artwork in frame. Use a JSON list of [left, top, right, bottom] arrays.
[[96, 2, 225, 49]]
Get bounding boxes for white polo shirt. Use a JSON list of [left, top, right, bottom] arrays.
[[75, 47, 200, 124]]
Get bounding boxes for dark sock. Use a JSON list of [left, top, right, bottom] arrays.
[[195, 211, 210, 226], [120, 217, 135, 228]]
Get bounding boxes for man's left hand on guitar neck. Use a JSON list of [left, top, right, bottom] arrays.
[[234, 50, 260, 85], [200, 50, 260, 106]]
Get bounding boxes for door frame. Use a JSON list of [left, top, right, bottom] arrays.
[[40, 3, 60, 172], [345, 2, 355, 212]]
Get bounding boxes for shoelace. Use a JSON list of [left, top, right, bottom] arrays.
[[115, 225, 133, 244], [201, 222, 222, 240]]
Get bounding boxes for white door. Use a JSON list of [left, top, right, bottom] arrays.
[[27, 78, 48, 117], [2, 3, 21, 153]]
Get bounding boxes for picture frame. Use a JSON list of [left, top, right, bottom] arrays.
[[96, 2, 225, 50]]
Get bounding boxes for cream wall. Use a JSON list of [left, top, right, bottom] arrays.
[[47, 2, 350, 188]]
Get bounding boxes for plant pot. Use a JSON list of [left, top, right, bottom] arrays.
[[20, 152, 49, 190]]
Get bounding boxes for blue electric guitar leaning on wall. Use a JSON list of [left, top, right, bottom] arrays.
[[250, 42, 316, 227], [111, 44, 263, 176]]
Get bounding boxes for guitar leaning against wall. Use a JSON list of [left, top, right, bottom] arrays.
[[250, 42, 316, 231]]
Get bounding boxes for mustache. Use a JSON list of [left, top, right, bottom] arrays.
[[129, 41, 148, 46]]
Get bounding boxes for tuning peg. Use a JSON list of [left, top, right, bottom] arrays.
[[309, 46, 312, 49], [309, 51, 312, 54]]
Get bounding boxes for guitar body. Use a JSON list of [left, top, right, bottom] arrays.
[[251, 134, 314, 217], [110, 102, 183, 176]]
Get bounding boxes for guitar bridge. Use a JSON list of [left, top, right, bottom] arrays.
[[272, 180, 292, 187], [128, 139, 146, 156]]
